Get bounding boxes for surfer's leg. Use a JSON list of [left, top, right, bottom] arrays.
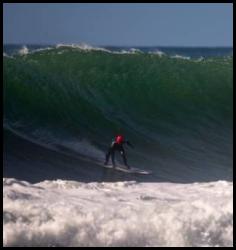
[[104, 149, 111, 165], [105, 142, 117, 165], [111, 151, 116, 167], [120, 150, 129, 168]]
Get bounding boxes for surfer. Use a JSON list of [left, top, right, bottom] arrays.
[[104, 135, 134, 169]]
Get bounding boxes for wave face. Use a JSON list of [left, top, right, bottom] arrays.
[[3, 45, 233, 182]]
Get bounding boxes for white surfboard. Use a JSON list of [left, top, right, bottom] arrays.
[[103, 164, 152, 175]]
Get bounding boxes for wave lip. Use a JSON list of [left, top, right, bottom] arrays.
[[148, 50, 166, 57], [171, 54, 191, 60], [3, 44, 233, 58]]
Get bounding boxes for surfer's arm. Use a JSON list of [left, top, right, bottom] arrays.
[[125, 140, 134, 148]]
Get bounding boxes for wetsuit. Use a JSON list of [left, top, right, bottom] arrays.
[[104, 136, 133, 168]]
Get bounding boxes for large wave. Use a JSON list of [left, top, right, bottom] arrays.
[[3, 46, 233, 182]]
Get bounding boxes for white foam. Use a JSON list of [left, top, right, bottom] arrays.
[[3, 52, 15, 59], [55, 43, 111, 53], [195, 56, 204, 62], [6, 44, 208, 60], [149, 50, 166, 57], [3, 178, 233, 247], [31, 47, 54, 54], [55, 43, 144, 55], [16, 46, 53, 56], [171, 54, 191, 60], [129, 48, 142, 54], [18, 46, 29, 56]]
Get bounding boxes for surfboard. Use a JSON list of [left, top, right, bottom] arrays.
[[103, 164, 152, 175]]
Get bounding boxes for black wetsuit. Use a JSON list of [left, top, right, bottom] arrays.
[[104, 140, 133, 168]]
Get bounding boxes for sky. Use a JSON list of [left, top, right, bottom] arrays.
[[3, 3, 233, 47]]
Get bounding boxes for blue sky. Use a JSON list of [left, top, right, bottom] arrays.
[[3, 3, 233, 46]]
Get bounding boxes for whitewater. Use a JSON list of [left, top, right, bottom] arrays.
[[3, 44, 233, 247], [3, 179, 233, 247]]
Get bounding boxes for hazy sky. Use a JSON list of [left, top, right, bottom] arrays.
[[3, 3, 233, 46]]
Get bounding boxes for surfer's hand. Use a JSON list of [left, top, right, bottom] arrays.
[[127, 141, 134, 148]]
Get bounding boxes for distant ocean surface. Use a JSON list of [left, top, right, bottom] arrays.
[[3, 44, 233, 247]]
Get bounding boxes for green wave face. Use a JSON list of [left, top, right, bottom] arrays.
[[3, 47, 233, 179], [4, 47, 232, 137]]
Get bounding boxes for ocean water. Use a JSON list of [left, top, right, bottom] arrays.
[[3, 44, 233, 247]]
